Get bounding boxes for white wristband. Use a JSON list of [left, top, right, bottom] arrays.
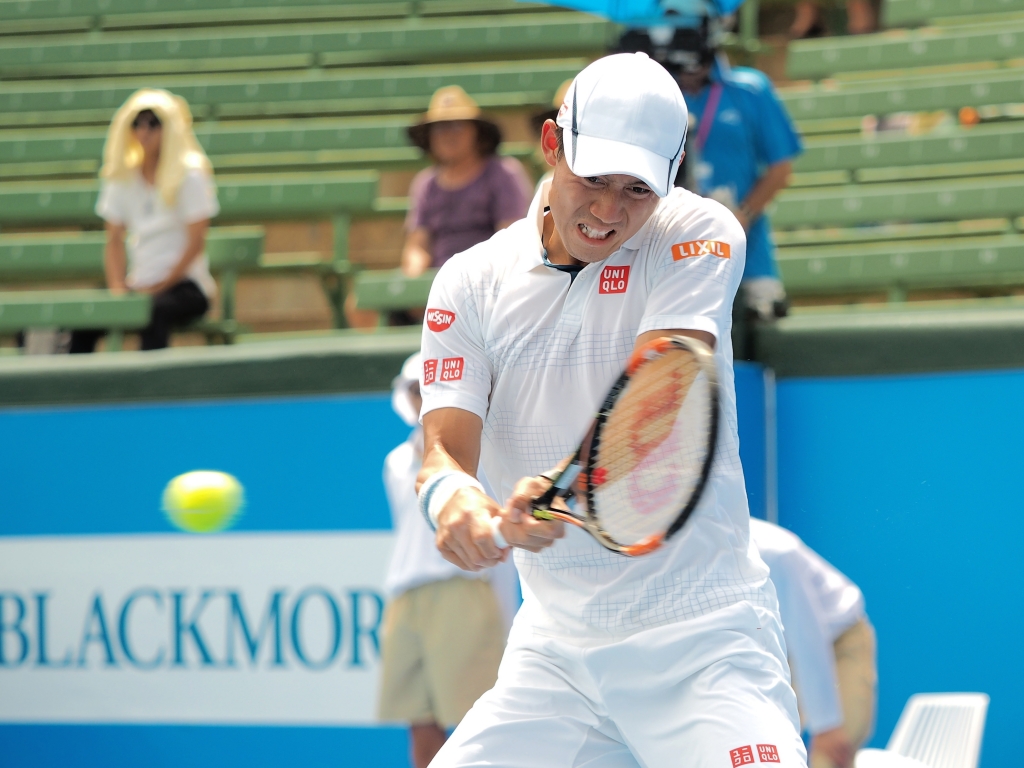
[[489, 515, 508, 550], [418, 470, 485, 531]]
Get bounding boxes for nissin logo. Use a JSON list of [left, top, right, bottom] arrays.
[[672, 240, 731, 260], [0, 588, 384, 671], [426, 308, 455, 332], [599, 265, 630, 295]]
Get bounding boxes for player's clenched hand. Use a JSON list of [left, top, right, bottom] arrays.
[[435, 488, 510, 572], [496, 475, 565, 553]]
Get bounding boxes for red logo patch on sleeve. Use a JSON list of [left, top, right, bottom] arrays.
[[598, 265, 630, 294], [730, 746, 755, 766], [672, 240, 731, 260], [425, 308, 455, 332], [757, 744, 780, 763], [422, 358, 438, 386], [440, 357, 464, 382]]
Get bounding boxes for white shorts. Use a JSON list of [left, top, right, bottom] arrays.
[[430, 600, 807, 768]]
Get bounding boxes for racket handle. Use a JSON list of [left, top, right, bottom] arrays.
[[489, 515, 509, 549]]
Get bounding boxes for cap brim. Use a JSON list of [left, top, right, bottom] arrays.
[[567, 134, 675, 198]]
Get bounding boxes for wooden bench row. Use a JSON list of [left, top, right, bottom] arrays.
[[3, 115, 1021, 188], [883, 0, 1021, 28], [0, 57, 588, 128], [0, 13, 612, 79], [0, 56, 1015, 131], [787, 15, 1024, 80], [0, 0, 553, 35]]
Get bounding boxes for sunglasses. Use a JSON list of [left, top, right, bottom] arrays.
[[132, 115, 161, 130]]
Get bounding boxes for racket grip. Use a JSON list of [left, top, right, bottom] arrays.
[[489, 516, 509, 549]]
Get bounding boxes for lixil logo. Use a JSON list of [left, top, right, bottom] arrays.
[[672, 240, 731, 260]]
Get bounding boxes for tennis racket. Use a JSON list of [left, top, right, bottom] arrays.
[[491, 334, 719, 557]]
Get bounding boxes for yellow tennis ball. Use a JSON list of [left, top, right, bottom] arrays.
[[162, 471, 244, 534]]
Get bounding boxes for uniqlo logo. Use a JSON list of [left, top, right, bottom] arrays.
[[757, 745, 780, 763], [730, 746, 755, 766], [423, 358, 438, 385], [672, 239, 731, 260], [425, 308, 455, 332], [598, 265, 630, 294], [440, 357, 464, 382]]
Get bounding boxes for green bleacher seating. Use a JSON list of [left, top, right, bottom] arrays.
[[795, 123, 1024, 175], [0, 15, 611, 79], [0, 227, 263, 341], [352, 268, 435, 325], [773, 218, 1013, 247], [778, 233, 1024, 297], [0, 117, 538, 180], [778, 65, 1024, 122], [0, 174, 374, 330], [0, 172, 377, 226], [882, 0, 1022, 28], [0, 58, 588, 127], [0, 289, 150, 350], [787, 18, 1024, 80], [0, 227, 262, 281], [0, 0, 553, 36], [771, 174, 1024, 229]]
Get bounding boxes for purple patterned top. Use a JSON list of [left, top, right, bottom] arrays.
[[406, 156, 531, 267]]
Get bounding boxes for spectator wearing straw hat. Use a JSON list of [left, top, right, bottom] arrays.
[[401, 86, 531, 279]]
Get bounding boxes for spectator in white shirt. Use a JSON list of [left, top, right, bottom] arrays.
[[72, 88, 219, 352], [751, 518, 878, 768], [378, 353, 518, 768]]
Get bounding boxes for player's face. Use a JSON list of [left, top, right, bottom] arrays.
[[547, 159, 660, 264]]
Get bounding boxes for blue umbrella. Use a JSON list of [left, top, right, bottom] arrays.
[[524, 0, 745, 24]]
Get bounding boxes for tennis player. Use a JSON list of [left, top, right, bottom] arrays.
[[417, 52, 807, 767]]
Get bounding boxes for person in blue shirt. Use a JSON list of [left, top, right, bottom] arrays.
[[619, 22, 803, 355]]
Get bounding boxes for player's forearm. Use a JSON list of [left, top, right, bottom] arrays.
[[740, 160, 792, 221], [418, 408, 484, 494]]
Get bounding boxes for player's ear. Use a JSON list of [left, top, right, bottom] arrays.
[[540, 120, 560, 167]]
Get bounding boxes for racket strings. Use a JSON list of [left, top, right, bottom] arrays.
[[590, 348, 713, 545]]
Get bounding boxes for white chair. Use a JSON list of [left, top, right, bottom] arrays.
[[855, 749, 930, 768], [855, 693, 990, 768]]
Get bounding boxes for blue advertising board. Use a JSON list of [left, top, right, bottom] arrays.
[[777, 367, 1024, 768]]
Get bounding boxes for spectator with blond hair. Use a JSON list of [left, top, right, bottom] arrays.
[[72, 88, 219, 352]]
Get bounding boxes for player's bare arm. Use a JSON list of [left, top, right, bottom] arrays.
[[420, 407, 564, 571]]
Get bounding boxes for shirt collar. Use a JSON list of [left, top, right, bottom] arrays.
[[512, 177, 551, 275]]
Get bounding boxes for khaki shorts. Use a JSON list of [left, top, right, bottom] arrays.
[[378, 576, 506, 728]]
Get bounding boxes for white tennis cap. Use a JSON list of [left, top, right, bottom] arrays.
[[555, 52, 688, 198]]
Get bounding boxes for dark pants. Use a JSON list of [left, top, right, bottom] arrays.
[[70, 280, 209, 353]]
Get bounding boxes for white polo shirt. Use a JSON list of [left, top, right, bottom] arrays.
[[420, 180, 774, 641], [750, 518, 866, 734], [95, 167, 219, 297]]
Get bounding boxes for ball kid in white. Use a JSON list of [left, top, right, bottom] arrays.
[[416, 52, 808, 768]]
